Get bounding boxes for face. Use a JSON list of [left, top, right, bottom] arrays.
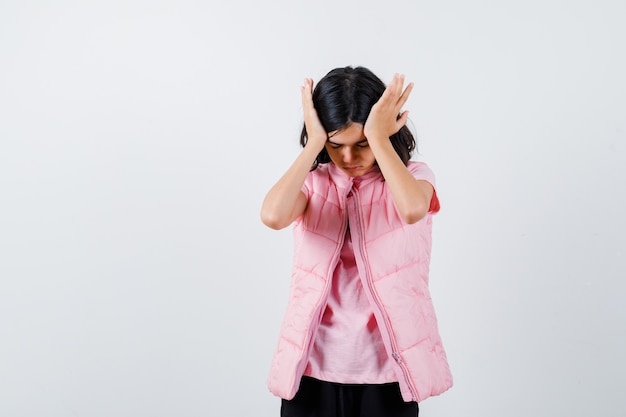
[[325, 123, 376, 177]]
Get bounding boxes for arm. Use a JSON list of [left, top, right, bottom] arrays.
[[260, 78, 327, 230], [364, 74, 434, 224]]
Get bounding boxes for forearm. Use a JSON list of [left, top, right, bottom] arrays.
[[369, 136, 432, 224], [260, 144, 319, 230]]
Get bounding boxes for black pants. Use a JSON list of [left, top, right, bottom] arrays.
[[281, 376, 419, 417]]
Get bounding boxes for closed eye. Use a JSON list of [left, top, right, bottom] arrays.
[[327, 139, 369, 149]]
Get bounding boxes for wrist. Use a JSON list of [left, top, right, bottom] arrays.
[[305, 135, 327, 152], [365, 132, 391, 147]]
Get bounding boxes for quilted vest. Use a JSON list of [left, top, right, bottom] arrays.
[[267, 161, 453, 402]]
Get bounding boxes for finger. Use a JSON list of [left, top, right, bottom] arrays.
[[301, 78, 314, 110], [388, 73, 404, 99], [396, 82, 414, 110], [378, 73, 400, 105], [301, 78, 311, 97], [394, 74, 405, 98], [388, 74, 407, 106]]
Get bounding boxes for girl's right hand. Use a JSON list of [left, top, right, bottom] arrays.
[[301, 78, 327, 151]]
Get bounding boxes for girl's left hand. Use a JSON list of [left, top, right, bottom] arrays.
[[363, 73, 414, 141]]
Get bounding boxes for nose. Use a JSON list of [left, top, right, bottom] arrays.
[[341, 147, 357, 163]]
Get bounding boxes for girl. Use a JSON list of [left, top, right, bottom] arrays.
[[261, 66, 452, 417]]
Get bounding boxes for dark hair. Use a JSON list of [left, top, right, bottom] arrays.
[[300, 66, 416, 170]]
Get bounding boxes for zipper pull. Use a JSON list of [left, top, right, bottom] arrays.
[[392, 352, 403, 364]]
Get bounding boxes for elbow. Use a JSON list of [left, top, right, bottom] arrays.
[[260, 210, 290, 230], [401, 205, 428, 225]]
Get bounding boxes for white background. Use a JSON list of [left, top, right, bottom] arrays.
[[1, 0, 625, 416]]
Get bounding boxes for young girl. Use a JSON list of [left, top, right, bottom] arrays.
[[261, 66, 452, 417]]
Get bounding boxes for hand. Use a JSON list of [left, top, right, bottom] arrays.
[[363, 73, 414, 142], [301, 78, 327, 152]]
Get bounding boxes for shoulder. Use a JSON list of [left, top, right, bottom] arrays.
[[407, 161, 440, 214], [305, 164, 332, 184], [302, 164, 332, 197], [407, 161, 437, 185]]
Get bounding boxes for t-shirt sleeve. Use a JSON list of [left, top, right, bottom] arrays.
[[301, 173, 312, 199], [408, 161, 440, 214]]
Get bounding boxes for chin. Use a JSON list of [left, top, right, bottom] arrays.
[[343, 166, 373, 177], [342, 168, 362, 176]]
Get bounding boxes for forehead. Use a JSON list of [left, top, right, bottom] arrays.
[[327, 123, 366, 145]]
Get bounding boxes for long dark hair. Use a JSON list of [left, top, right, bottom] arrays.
[[300, 66, 416, 170]]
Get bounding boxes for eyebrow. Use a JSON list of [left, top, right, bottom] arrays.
[[327, 138, 369, 146]]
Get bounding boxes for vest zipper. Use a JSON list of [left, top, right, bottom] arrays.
[[348, 188, 419, 401], [292, 191, 350, 393]]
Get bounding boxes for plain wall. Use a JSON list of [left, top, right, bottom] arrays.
[[1, 0, 624, 415]]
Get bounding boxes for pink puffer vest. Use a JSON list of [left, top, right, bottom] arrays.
[[267, 161, 453, 403]]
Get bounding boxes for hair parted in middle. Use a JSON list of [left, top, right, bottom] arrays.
[[300, 66, 416, 171]]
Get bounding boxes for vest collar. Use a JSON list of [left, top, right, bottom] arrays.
[[326, 162, 383, 191]]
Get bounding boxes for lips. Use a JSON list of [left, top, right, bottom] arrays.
[[343, 166, 363, 176]]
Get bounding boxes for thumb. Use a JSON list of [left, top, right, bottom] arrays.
[[395, 110, 409, 131]]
